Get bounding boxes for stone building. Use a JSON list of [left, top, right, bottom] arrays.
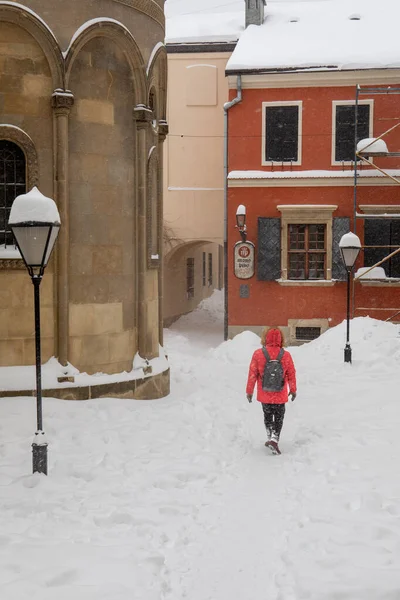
[[0, 0, 169, 399]]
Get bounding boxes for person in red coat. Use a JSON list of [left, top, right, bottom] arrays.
[[246, 327, 297, 453]]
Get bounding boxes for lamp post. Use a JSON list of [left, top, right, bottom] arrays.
[[8, 187, 61, 475], [339, 232, 361, 364], [236, 204, 247, 242]]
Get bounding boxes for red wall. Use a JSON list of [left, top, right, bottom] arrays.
[[228, 85, 400, 172], [227, 84, 400, 329]]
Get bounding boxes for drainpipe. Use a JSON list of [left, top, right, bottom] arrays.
[[223, 75, 242, 341]]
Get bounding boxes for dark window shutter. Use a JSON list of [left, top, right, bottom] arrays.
[[364, 218, 391, 276], [265, 106, 299, 162], [332, 217, 350, 280], [257, 217, 281, 280], [335, 104, 370, 162], [390, 220, 400, 278]]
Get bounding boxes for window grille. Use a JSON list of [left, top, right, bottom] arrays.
[[0, 141, 26, 247], [265, 105, 299, 162], [364, 218, 400, 278], [288, 224, 326, 280], [202, 252, 206, 286], [335, 104, 370, 162], [186, 257, 195, 298], [295, 327, 321, 341], [208, 252, 213, 287]]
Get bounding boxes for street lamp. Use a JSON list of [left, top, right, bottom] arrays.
[[339, 232, 361, 364], [236, 204, 247, 242], [8, 187, 61, 475]]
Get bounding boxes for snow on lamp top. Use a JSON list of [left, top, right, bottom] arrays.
[[357, 138, 388, 154], [8, 187, 60, 225], [339, 232, 361, 248]]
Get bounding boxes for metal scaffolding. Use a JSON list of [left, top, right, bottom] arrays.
[[352, 84, 400, 322]]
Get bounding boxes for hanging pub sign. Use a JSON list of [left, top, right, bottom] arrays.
[[234, 241, 255, 279]]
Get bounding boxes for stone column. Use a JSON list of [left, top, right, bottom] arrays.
[[158, 120, 168, 347], [52, 90, 74, 368], [135, 106, 153, 359]]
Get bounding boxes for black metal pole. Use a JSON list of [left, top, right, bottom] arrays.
[[32, 275, 48, 475], [344, 269, 352, 363]]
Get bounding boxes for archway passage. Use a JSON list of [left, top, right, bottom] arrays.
[[164, 240, 223, 330]]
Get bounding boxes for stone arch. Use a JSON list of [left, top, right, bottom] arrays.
[[147, 43, 167, 121], [0, 2, 64, 88], [165, 239, 219, 265], [0, 125, 39, 190], [65, 18, 146, 105]]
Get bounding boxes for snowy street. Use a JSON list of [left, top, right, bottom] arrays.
[[1, 291, 400, 600]]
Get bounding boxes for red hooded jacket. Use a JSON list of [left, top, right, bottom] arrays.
[[246, 329, 297, 404]]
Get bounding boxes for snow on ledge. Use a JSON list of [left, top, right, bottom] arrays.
[[0, 245, 21, 259], [355, 267, 387, 280], [228, 169, 400, 180], [0, 349, 169, 392]]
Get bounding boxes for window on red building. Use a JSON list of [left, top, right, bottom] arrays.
[[288, 224, 326, 280], [364, 218, 400, 278], [333, 101, 372, 163], [262, 102, 302, 165]]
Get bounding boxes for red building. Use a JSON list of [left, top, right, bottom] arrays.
[[224, 1, 400, 344]]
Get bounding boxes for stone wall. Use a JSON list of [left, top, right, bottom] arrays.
[[0, 1, 169, 397]]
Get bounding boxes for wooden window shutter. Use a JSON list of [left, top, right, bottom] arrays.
[[257, 217, 281, 280], [332, 217, 350, 280]]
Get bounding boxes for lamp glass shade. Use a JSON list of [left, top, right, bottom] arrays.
[[236, 214, 245, 228], [340, 246, 360, 269], [44, 224, 60, 265], [11, 223, 60, 268]]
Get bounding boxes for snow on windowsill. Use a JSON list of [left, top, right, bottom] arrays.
[[228, 169, 400, 180], [0, 246, 21, 260], [277, 279, 336, 287], [0, 348, 169, 392]]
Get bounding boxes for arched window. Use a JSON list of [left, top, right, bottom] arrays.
[[0, 141, 26, 247]]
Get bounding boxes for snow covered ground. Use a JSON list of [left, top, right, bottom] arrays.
[[1, 290, 400, 599]]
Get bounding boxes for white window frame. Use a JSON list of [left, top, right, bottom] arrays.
[[331, 99, 374, 166], [262, 101, 302, 167]]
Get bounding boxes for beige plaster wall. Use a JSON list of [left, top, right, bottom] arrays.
[[163, 52, 229, 324], [164, 52, 230, 246]]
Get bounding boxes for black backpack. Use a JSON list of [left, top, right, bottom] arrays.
[[261, 347, 285, 392]]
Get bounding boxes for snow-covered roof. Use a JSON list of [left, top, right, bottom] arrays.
[[165, 0, 243, 45], [226, 0, 400, 73]]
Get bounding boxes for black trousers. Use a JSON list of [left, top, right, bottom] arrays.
[[262, 403, 286, 440]]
